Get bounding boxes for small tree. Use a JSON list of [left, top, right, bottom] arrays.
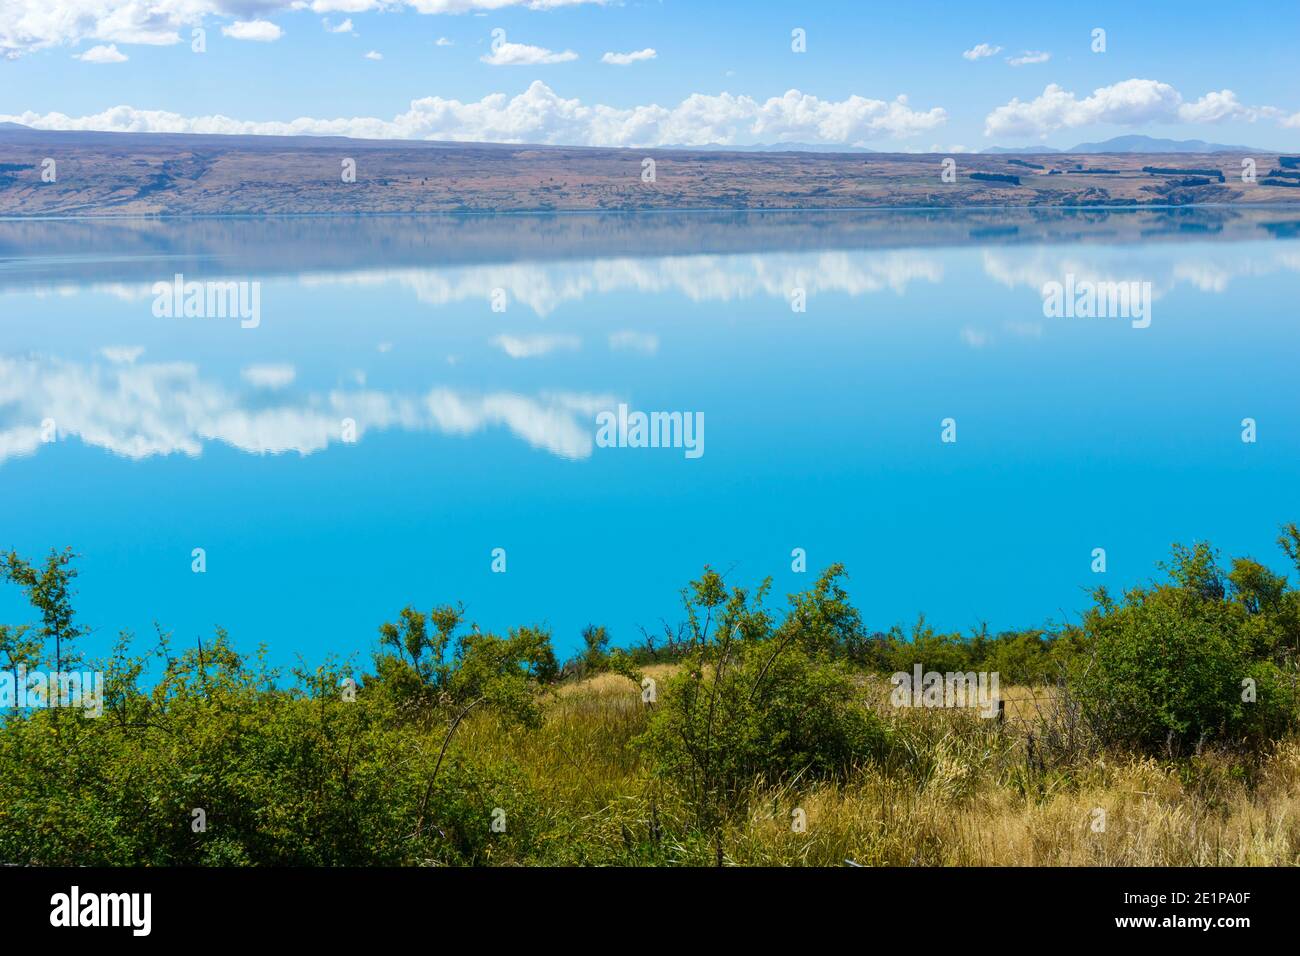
[[579, 625, 611, 673], [2, 548, 85, 672], [633, 565, 885, 863], [372, 604, 559, 840]]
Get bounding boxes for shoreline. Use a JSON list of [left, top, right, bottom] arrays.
[[6, 200, 1300, 223]]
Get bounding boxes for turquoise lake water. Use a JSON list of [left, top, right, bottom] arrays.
[[1, 209, 1297, 666]]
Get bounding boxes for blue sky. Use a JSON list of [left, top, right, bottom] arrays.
[[3, 1, 1300, 151]]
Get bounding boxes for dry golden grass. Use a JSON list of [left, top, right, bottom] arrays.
[[450, 670, 1300, 866], [551, 663, 679, 700], [727, 744, 1300, 866]]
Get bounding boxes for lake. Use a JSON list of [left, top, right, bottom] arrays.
[[1, 208, 1297, 667]]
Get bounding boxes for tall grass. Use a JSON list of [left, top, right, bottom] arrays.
[[449, 666, 1300, 866]]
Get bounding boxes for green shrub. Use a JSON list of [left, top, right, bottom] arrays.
[[1073, 542, 1298, 754], [639, 641, 884, 795], [632, 566, 887, 847]]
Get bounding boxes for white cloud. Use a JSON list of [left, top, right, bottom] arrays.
[[0, 2, 603, 58], [1007, 50, 1050, 66], [364, 49, 382, 59], [308, 0, 386, 10], [1176, 89, 1259, 124], [435, 36, 453, 46], [982, 248, 1170, 299], [480, 41, 577, 66], [960, 327, 989, 348], [981, 246, 1300, 304], [602, 47, 655, 65], [0, 352, 614, 462], [396, 0, 600, 9], [297, 249, 944, 317], [222, 20, 282, 43], [3, 0, 192, 52], [324, 18, 355, 34], [100, 345, 144, 363], [241, 363, 296, 389], [74, 42, 126, 62], [490, 333, 581, 358], [962, 43, 1001, 61], [2, 81, 947, 147], [608, 330, 658, 354], [984, 78, 1247, 138]]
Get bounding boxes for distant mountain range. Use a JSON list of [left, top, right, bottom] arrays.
[[0, 121, 1286, 166], [1, 122, 1278, 156], [982, 135, 1271, 154], [660, 141, 878, 153], [0, 121, 519, 152], [0, 125, 885, 155], [676, 135, 1274, 155]]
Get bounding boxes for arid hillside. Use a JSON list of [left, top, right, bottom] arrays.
[[2, 126, 1299, 216]]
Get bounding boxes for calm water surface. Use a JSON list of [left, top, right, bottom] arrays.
[[1, 209, 1297, 665]]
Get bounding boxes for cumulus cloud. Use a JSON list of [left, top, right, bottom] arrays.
[[1177, 89, 1259, 124], [982, 78, 1297, 138], [601, 47, 655, 65], [222, 20, 282, 42], [2, 81, 948, 147], [3, 0, 191, 52], [364, 49, 382, 60], [490, 333, 581, 358], [324, 18, 354, 34], [480, 41, 577, 66], [1007, 50, 1050, 66], [0, 353, 615, 463], [8, 251, 946, 318], [297, 249, 945, 317], [389, 0, 599, 9], [981, 246, 1300, 303], [74, 42, 126, 62], [0, 1, 602, 58], [962, 43, 1001, 61], [981, 248, 1175, 300], [435, 36, 453, 46]]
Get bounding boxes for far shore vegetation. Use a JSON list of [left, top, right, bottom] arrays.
[[2, 525, 1299, 866]]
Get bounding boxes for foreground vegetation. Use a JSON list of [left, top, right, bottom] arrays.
[[1, 527, 1299, 866]]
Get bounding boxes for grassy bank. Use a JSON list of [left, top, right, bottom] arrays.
[[456, 673, 1300, 865], [1, 528, 1298, 866]]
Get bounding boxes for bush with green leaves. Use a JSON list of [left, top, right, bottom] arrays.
[[0, 624, 549, 866], [1073, 538, 1299, 755], [0, 556, 558, 866], [631, 566, 887, 847]]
